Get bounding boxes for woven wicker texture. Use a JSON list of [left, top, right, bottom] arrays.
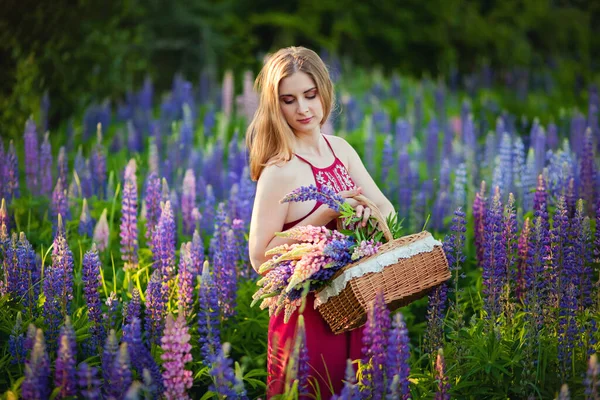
[[318, 196, 451, 334]]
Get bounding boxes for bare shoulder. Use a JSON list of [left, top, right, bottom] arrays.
[[324, 134, 357, 164], [258, 157, 299, 190]]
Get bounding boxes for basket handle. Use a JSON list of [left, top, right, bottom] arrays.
[[336, 193, 394, 242]]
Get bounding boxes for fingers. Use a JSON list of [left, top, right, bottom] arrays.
[[355, 204, 364, 219], [339, 186, 362, 198], [362, 206, 371, 227]]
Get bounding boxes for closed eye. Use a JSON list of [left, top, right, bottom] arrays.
[[283, 94, 317, 105]]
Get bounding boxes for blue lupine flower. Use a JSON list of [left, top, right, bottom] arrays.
[[482, 187, 506, 320], [580, 128, 597, 215], [396, 149, 413, 221], [106, 343, 133, 400], [9, 312, 26, 364], [4, 140, 20, 202], [91, 125, 107, 199], [177, 242, 195, 317], [54, 318, 77, 398], [331, 359, 360, 400], [152, 200, 176, 278], [198, 261, 221, 365], [79, 199, 95, 237], [280, 184, 345, 212], [208, 342, 248, 399], [145, 270, 167, 345], [387, 312, 410, 399], [57, 146, 68, 186], [144, 172, 161, 243], [102, 330, 119, 393], [16, 232, 40, 317], [21, 329, 50, 400], [82, 244, 105, 356], [123, 317, 163, 396], [52, 181, 70, 234], [77, 362, 102, 400], [124, 288, 142, 326], [361, 290, 390, 399], [24, 118, 39, 196], [569, 200, 593, 311], [182, 169, 197, 236], [120, 159, 139, 271]]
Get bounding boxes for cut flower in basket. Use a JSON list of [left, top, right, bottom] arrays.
[[252, 224, 381, 322]]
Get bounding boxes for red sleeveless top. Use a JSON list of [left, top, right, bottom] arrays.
[[282, 135, 356, 231]]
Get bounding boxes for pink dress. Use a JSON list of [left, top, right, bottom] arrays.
[[266, 135, 364, 399]]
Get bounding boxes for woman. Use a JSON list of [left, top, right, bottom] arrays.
[[246, 46, 395, 398]]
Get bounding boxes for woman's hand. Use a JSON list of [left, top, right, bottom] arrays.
[[337, 186, 372, 227]]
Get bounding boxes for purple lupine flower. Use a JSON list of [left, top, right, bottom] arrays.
[[452, 163, 467, 211], [198, 261, 221, 364], [190, 228, 205, 278], [484, 132, 497, 171], [584, 353, 599, 399], [208, 342, 248, 399], [297, 318, 310, 395], [43, 224, 74, 349], [0, 141, 4, 196], [533, 174, 549, 232], [425, 282, 448, 355], [82, 244, 105, 355], [512, 136, 525, 206], [51, 180, 70, 233], [57, 146, 68, 186], [236, 167, 256, 225], [9, 312, 26, 364], [161, 313, 194, 400], [106, 343, 133, 400], [93, 208, 109, 251], [570, 200, 594, 311], [145, 270, 168, 345], [503, 193, 518, 313], [77, 362, 102, 400], [104, 291, 120, 333], [426, 118, 440, 178], [55, 318, 77, 398], [181, 169, 196, 236], [201, 184, 216, 236], [209, 206, 238, 319], [177, 242, 194, 317], [482, 187, 506, 320], [24, 118, 39, 196], [280, 184, 345, 212], [558, 281, 578, 380], [396, 149, 413, 221], [434, 348, 450, 400], [522, 148, 536, 212], [381, 135, 394, 186], [144, 172, 161, 243], [152, 200, 176, 277], [473, 181, 487, 267], [550, 196, 570, 310], [102, 330, 119, 393], [124, 288, 142, 326], [534, 126, 546, 175], [122, 317, 163, 396], [387, 312, 410, 399], [361, 290, 390, 399], [17, 232, 40, 318], [331, 359, 360, 400], [39, 132, 53, 197], [120, 159, 139, 271], [525, 216, 551, 330], [79, 198, 95, 237], [580, 128, 598, 216], [3, 232, 18, 298], [4, 140, 20, 202], [595, 198, 600, 264], [515, 218, 531, 302], [497, 133, 513, 196], [21, 328, 50, 400], [91, 125, 107, 199]]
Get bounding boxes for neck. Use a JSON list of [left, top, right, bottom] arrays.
[[293, 127, 323, 155]]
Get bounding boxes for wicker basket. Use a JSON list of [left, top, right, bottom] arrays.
[[315, 194, 451, 335]]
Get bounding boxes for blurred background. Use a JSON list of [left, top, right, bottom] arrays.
[[1, 0, 599, 139]]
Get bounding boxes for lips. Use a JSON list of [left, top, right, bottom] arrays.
[[298, 117, 312, 124]]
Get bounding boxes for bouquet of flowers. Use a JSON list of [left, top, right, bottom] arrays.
[[251, 185, 400, 322]]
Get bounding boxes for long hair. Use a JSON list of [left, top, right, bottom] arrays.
[[245, 46, 335, 181]]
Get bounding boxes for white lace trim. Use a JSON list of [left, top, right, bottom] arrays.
[[314, 235, 442, 307]]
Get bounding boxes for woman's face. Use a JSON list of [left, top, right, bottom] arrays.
[[278, 71, 323, 135]]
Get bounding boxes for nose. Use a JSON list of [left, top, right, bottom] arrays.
[[297, 98, 309, 114]]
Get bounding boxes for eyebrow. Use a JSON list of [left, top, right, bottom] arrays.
[[279, 87, 317, 97]]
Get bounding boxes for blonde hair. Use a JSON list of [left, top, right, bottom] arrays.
[[245, 46, 335, 181]]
